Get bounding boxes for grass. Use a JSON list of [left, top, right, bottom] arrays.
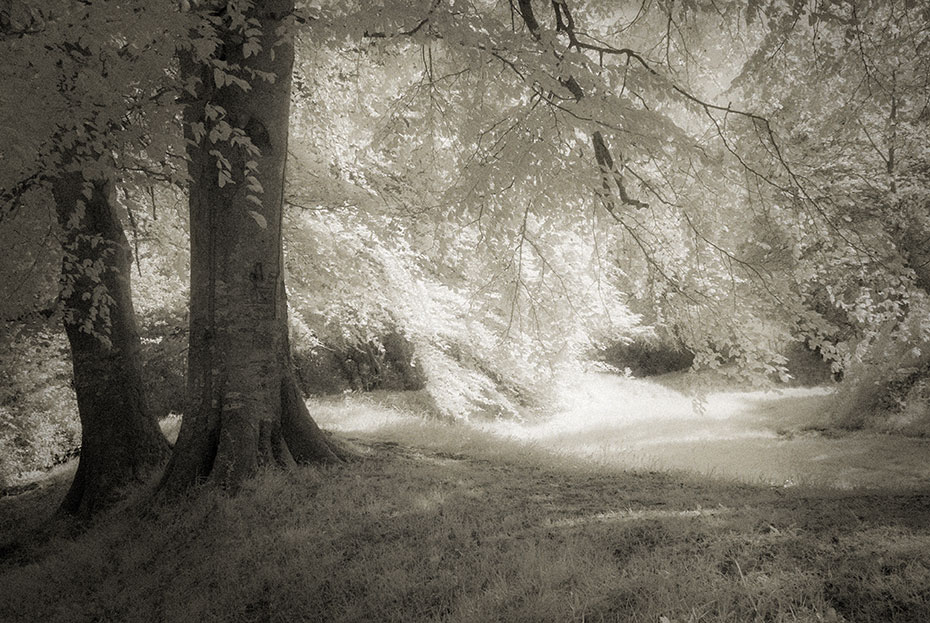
[[314, 376, 930, 490], [1, 383, 930, 622]]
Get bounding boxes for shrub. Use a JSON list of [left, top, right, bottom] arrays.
[[291, 314, 425, 396], [830, 297, 930, 435], [0, 299, 188, 486], [594, 331, 694, 377], [0, 318, 80, 487], [139, 303, 188, 420], [782, 341, 835, 387]]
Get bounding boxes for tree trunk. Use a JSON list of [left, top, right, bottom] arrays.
[[160, 0, 345, 493], [52, 172, 169, 517]]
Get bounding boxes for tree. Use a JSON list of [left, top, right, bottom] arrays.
[[726, 1, 930, 343], [0, 2, 183, 515], [727, 0, 930, 418], [160, 0, 345, 493], [7, 0, 925, 504], [51, 169, 169, 516], [342, 0, 813, 379]]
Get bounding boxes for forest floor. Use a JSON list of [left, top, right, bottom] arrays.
[[1, 374, 929, 622]]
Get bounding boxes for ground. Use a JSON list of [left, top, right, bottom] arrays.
[[1, 374, 929, 622], [321, 372, 930, 489]]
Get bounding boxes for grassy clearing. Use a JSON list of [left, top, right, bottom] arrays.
[[1, 386, 929, 623], [314, 376, 930, 490]]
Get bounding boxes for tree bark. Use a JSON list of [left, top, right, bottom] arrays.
[[160, 0, 345, 494], [52, 172, 169, 517]]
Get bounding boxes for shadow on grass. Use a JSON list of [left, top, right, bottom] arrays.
[[2, 424, 928, 623], [2, 388, 929, 623]]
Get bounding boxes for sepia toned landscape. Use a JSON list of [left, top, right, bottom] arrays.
[[2, 1, 930, 621]]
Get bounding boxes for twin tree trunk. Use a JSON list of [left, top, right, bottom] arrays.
[[160, 0, 344, 492], [52, 172, 169, 517]]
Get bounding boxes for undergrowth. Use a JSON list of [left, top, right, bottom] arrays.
[[829, 299, 930, 436], [0, 320, 80, 487], [0, 307, 189, 488]]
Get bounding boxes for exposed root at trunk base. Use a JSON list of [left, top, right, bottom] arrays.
[[58, 435, 170, 519], [281, 374, 355, 463], [159, 373, 354, 495]]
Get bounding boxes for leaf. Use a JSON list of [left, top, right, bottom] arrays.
[[243, 41, 261, 58], [190, 122, 206, 142], [248, 210, 267, 229]]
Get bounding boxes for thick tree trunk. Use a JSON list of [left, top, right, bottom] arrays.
[[52, 173, 169, 517], [160, 0, 344, 493]]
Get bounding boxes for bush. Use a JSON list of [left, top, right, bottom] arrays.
[[880, 362, 930, 436], [830, 300, 930, 435], [0, 299, 189, 486], [782, 341, 836, 387], [291, 323, 425, 396], [0, 318, 80, 487], [594, 332, 694, 377]]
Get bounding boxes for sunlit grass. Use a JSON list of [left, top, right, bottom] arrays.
[[316, 373, 930, 491], [2, 374, 929, 622]]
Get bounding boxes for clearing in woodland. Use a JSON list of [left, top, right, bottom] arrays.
[[2, 375, 928, 623]]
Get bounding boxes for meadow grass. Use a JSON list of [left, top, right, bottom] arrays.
[[1, 390, 929, 623]]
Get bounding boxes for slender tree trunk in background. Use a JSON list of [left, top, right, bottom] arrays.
[[160, 0, 345, 493], [52, 172, 169, 517]]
